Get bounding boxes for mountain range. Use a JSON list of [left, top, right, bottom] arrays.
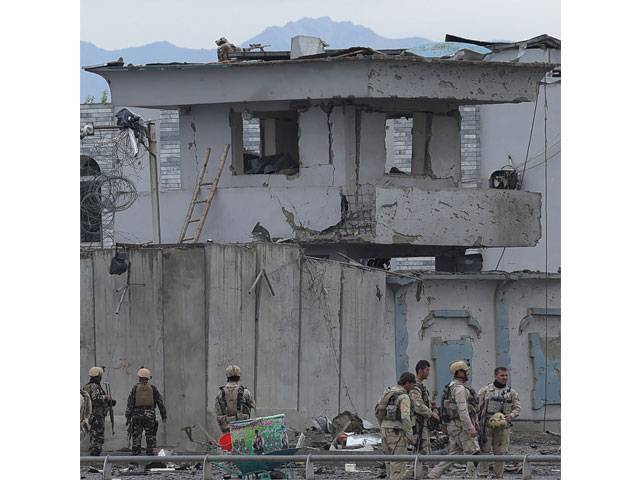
[[81, 17, 433, 102]]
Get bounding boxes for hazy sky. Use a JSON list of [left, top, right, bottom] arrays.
[[81, 0, 560, 50]]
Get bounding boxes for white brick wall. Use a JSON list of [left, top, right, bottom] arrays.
[[80, 103, 182, 192]]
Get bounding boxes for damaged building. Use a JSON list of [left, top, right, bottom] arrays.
[[81, 36, 560, 450]]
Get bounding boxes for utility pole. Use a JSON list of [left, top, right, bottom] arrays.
[[147, 122, 162, 244]]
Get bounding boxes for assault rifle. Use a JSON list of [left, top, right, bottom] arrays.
[[415, 415, 425, 452], [126, 417, 133, 448], [104, 382, 115, 435], [478, 393, 488, 447]]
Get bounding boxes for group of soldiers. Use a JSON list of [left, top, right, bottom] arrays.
[[81, 363, 254, 456], [376, 360, 520, 479], [82, 360, 518, 479], [81, 366, 167, 456]]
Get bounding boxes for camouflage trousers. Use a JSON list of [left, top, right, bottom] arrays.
[[131, 410, 158, 455], [478, 426, 510, 478], [88, 414, 105, 456], [428, 421, 480, 479], [381, 427, 412, 480], [416, 425, 432, 455]]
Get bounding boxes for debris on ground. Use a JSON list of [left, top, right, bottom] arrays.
[[345, 433, 382, 448], [332, 411, 364, 434]]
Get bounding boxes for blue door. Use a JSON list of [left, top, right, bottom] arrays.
[[431, 339, 473, 405]]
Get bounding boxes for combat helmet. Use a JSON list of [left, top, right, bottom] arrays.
[[449, 360, 471, 375], [488, 412, 508, 429], [89, 366, 104, 377], [225, 365, 241, 378], [137, 367, 151, 378]]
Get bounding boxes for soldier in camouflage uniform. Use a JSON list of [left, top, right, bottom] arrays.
[[125, 367, 167, 456], [477, 367, 521, 478], [83, 366, 116, 456], [215, 365, 256, 433], [375, 372, 417, 480], [428, 361, 481, 479], [410, 360, 440, 457]]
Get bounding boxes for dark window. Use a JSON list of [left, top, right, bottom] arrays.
[[231, 111, 300, 175]]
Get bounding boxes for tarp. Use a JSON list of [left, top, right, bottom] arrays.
[[230, 414, 289, 455], [407, 42, 492, 59]]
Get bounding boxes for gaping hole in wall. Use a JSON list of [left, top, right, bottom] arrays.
[[384, 113, 433, 176], [232, 110, 300, 175], [80, 155, 102, 243], [384, 115, 413, 174]]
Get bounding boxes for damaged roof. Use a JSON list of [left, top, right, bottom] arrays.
[[444, 34, 561, 51], [84, 39, 558, 73]]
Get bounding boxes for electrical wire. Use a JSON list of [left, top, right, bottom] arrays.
[[542, 79, 550, 431], [519, 88, 540, 188]]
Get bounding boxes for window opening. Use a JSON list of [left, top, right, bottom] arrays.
[[385, 115, 413, 174], [232, 111, 300, 175]]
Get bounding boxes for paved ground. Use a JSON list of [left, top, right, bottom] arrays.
[[81, 430, 560, 479]]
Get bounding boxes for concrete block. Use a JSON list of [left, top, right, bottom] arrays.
[[92, 248, 165, 450], [162, 246, 207, 445], [255, 244, 301, 409], [80, 254, 95, 382], [298, 259, 341, 419], [339, 265, 387, 423], [206, 243, 257, 417]]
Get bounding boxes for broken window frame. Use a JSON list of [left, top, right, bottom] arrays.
[[384, 112, 433, 177], [230, 110, 300, 175]]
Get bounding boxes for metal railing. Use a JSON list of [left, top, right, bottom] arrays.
[[81, 453, 560, 480]]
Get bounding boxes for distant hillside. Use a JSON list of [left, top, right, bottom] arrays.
[[242, 16, 432, 50], [81, 17, 433, 102], [80, 41, 215, 102]]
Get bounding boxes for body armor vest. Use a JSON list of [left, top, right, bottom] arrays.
[[135, 384, 154, 408], [415, 382, 430, 402], [83, 382, 106, 415], [486, 386, 513, 415], [376, 390, 407, 422], [219, 385, 250, 418], [441, 383, 479, 422]]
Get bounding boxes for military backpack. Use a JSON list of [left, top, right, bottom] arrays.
[[441, 383, 479, 423]]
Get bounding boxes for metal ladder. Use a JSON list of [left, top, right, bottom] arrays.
[[178, 144, 230, 243]]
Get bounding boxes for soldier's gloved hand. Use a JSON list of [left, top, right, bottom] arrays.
[[409, 434, 417, 446], [468, 427, 477, 438], [431, 412, 440, 421], [111, 399, 117, 406], [505, 414, 512, 423]]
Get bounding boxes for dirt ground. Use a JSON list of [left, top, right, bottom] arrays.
[[81, 430, 560, 479]]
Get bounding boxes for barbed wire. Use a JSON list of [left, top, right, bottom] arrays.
[[81, 123, 148, 245]]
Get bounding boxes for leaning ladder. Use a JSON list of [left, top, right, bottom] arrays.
[[178, 144, 230, 243]]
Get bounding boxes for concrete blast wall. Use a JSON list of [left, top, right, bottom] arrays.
[[80, 243, 394, 451], [81, 244, 560, 450]]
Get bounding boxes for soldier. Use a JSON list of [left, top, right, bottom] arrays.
[[410, 360, 440, 458], [427, 361, 480, 479], [477, 367, 521, 478], [215, 365, 256, 433], [80, 388, 92, 438], [82, 366, 116, 456], [375, 372, 417, 480], [125, 367, 167, 456]]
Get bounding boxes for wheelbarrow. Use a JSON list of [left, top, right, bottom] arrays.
[[230, 447, 300, 479]]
